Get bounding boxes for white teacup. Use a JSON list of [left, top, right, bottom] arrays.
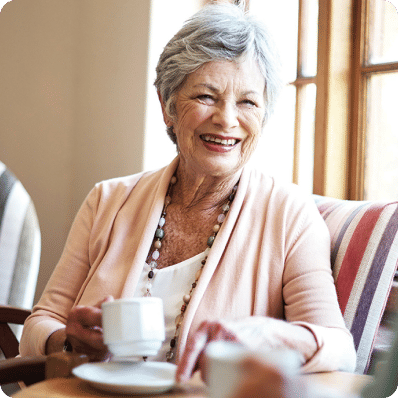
[[102, 297, 165, 358], [205, 341, 301, 398]]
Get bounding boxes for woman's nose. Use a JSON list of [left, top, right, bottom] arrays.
[[212, 102, 239, 129]]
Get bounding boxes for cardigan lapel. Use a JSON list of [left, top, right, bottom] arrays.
[[176, 164, 253, 360], [120, 157, 180, 297]]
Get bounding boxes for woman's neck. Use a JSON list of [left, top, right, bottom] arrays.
[[172, 165, 241, 211]]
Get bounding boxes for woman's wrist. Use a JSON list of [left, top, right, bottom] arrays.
[[63, 338, 73, 352], [45, 328, 67, 355]]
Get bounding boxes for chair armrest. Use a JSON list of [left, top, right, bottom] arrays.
[[0, 353, 89, 387], [0, 305, 31, 325], [45, 351, 89, 379], [0, 356, 46, 386]]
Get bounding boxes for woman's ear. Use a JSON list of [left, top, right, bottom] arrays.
[[157, 91, 174, 127]]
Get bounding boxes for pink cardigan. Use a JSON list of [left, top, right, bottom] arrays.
[[20, 157, 356, 372]]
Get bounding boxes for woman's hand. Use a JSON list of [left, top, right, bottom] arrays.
[[176, 320, 240, 383], [64, 296, 114, 361], [176, 316, 317, 383]]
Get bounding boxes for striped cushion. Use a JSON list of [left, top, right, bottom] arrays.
[[314, 195, 398, 374], [0, 162, 41, 310]]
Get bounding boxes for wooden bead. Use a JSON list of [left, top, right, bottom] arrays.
[[175, 314, 183, 326], [213, 224, 220, 233]]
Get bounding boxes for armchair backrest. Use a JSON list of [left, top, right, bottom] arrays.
[[315, 195, 398, 374], [0, 162, 41, 310]]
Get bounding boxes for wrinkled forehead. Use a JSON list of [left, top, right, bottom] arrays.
[[181, 58, 266, 96]]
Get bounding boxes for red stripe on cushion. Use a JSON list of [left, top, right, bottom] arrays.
[[335, 205, 385, 313]]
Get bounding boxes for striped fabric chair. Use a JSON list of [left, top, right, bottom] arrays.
[[0, 162, 41, 311], [315, 195, 398, 374]]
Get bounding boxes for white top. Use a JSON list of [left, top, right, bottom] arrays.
[[134, 250, 208, 362]]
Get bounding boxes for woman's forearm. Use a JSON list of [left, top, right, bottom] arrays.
[[221, 317, 318, 365]]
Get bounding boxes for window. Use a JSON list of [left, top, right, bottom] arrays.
[[144, 0, 202, 171], [250, 0, 320, 193], [252, 0, 398, 200], [351, 0, 398, 200]]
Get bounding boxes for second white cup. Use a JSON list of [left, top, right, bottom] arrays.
[[205, 341, 301, 398]]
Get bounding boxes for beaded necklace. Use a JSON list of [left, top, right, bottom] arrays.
[[144, 175, 239, 361]]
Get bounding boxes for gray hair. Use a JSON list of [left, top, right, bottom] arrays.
[[154, 2, 283, 145]]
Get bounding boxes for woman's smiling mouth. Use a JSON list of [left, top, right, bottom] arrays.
[[200, 135, 239, 147]]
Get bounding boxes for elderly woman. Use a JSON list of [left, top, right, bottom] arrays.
[[20, 3, 356, 380]]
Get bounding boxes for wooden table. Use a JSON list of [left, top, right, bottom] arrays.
[[12, 371, 372, 398]]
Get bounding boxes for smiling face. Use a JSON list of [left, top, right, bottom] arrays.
[[162, 58, 266, 181]]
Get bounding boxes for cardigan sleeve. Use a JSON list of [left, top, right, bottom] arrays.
[[19, 185, 99, 356], [19, 170, 147, 356], [280, 190, 356, 372], [210, 184, 356, 373]]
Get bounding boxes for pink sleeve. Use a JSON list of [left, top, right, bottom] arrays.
[[282, 196, 356, 372], [19, 186, 98, 355]]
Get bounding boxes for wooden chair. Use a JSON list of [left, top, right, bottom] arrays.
[[0, 355, 46, 387], [0, 352, 88, 387], [0, 305, 31, 359], [0, 304, 88, 388]]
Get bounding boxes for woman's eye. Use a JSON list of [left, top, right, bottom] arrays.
[[197, 94, 214, 102], [241, 99, 257, 107]]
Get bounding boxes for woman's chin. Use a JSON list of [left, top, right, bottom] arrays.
[[192, 158, 244, 180]]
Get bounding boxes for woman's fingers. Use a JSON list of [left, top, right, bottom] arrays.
[[65, 304, 109, 360], [176, 320, 239, 383], [94, 295, 114, 309], [176, 325, 209, 383], [70, 305, 102, 328]]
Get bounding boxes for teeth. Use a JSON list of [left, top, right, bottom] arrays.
[[202, 135, 237, 146]]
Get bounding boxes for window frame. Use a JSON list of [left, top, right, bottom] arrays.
[[312, 0, 353, 198], [350, 0, 398, 200]]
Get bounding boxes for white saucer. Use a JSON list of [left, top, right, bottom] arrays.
[[72, 361, 177, 395]]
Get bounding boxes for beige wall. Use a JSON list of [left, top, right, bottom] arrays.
[[0, 0, 151, 303]]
